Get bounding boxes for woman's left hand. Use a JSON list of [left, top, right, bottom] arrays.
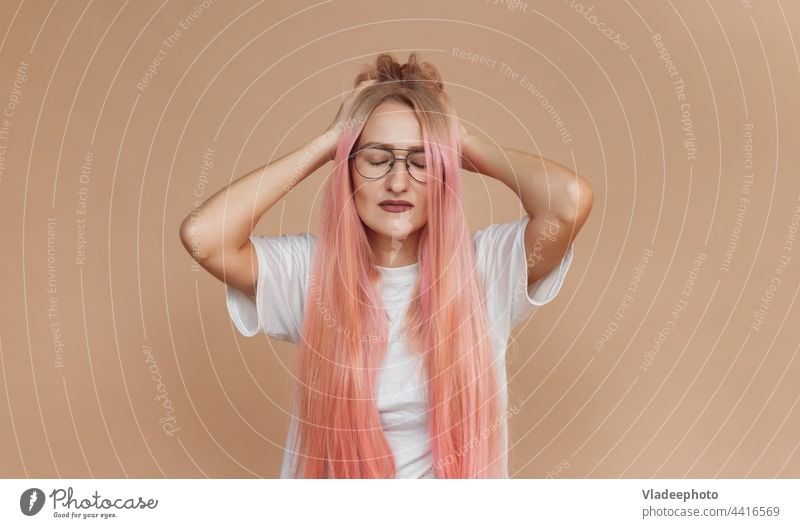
[[452, 110, 479, 172], [441, 95, 477, 170], [449, 103, 470, 144]]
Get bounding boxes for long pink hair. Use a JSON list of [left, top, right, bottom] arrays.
[[289, 52, 502, 478]]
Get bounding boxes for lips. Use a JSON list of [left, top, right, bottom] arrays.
[[379, 199, 413, 213]]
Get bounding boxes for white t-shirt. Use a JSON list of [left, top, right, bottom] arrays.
[[225, 214, 574, 478]]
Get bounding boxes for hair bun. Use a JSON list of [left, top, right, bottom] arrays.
[[354, 52, 444, 91]]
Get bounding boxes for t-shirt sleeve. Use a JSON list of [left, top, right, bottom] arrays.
[[224, 232, 314, 343], [473, 214, 574, 329]]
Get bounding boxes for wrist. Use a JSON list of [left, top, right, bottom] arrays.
[[313, 129, 339, 162]]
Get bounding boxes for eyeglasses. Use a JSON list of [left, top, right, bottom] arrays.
[[348, 146, 429, 184]]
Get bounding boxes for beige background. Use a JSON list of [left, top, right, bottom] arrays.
[[1, 0, 799, 478]]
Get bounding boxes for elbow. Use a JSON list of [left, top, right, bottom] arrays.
[[575, 177, 594, 219], [558, 176, 593, 229], [178, 215, 193, 251], [179, 214, 207, 263]]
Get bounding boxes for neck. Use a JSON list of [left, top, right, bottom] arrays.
[[368, 229, 420, 267]]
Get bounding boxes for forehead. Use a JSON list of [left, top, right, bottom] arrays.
[[358, 100, 422, 148]]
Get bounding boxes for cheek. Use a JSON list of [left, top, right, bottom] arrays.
[[416, 205, 428, 225], [415, 193, 429, 223], [352, 182, 373, 217]]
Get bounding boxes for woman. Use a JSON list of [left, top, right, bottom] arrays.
[[180, 52, 593, 478]]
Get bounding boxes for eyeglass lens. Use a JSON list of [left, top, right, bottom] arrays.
[[353, 147, 429, 183]]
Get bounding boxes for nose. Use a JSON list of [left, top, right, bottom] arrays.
[[384, 160, 411, 193]]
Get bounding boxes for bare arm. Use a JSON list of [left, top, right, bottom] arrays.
[[460, 134, 593, 286], [179, 79, 376, 296], [179, 131, 337, 296]]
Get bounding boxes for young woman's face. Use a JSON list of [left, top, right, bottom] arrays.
[[350, 100, 429, 245]]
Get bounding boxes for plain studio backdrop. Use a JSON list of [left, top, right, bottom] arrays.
[[1, 0, 799, 478]]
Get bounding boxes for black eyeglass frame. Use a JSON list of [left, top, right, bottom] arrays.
[[347, 146, 429, 184]]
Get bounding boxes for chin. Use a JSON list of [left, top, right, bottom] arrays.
[[379, 225, 414, 240], [368, 220, 418, 240]]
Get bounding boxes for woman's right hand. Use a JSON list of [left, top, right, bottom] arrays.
[[322, 79, 377, 161]]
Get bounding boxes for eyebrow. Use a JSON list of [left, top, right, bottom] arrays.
[[358, 141, 424, 151]]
